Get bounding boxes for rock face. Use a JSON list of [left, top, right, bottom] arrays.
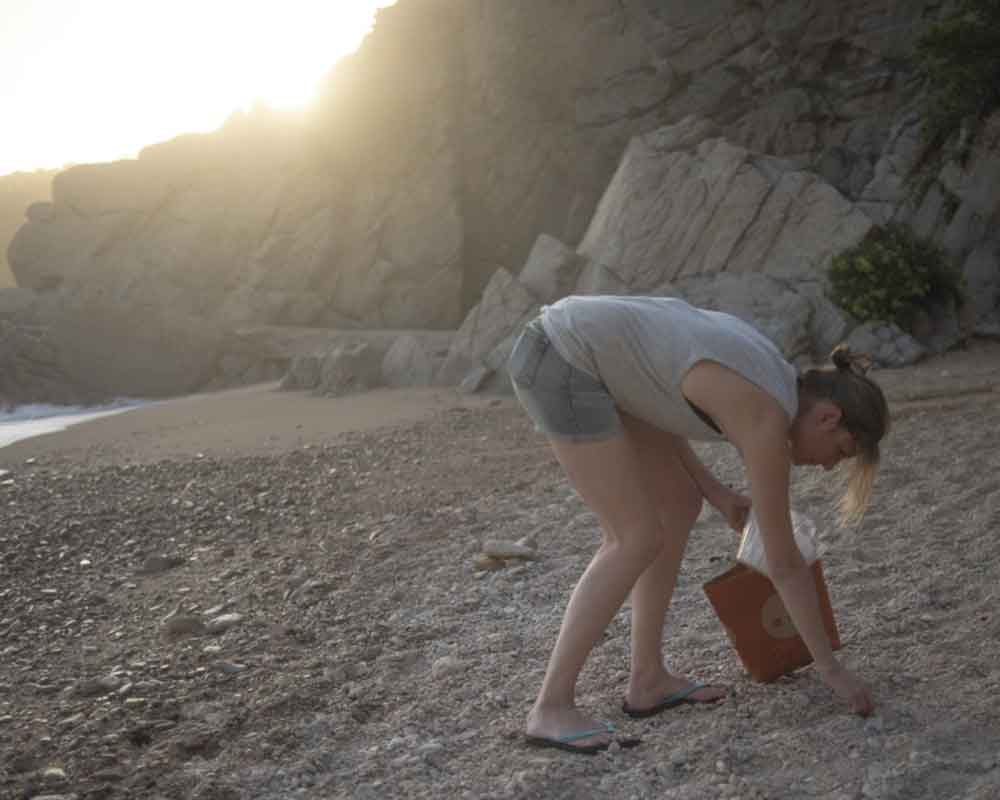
[[4, 0, 1000, 404], [0, 299, 106, 409], [578, 129, 873, 287], [0, 170, 57, 288], [438, 118, 875, 390]]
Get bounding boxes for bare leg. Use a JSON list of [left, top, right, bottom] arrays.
[[623, 414, 726, 709], [525, 431, 665, 747]]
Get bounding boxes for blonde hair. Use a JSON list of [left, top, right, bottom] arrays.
[[798, 345, 891, 524]]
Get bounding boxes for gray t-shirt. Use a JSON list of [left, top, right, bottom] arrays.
[[540, 295, 799, 441]]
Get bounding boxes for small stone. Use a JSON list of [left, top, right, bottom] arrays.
[[481, 540, 538, 560], [864, 717, 885, 736], [344, 682, 363, 699], [137, 554, 187, 575], [390, 753, 417, 769], [161, 615, 206, 639], [75, 675, 123, 697], [205, 613, 245, 634], [431, 655, 466, 678], [473, 555, 506, 571], [418, 741, 444, 756], [41, 765, 67, 782], [204, 599, 237, 616]]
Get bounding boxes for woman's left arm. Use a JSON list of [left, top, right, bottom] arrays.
[[676, 439, 751, 532]]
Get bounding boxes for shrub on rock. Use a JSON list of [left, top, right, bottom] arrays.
[[827, 223, 964, 332]]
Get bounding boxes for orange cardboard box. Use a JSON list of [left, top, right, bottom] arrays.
[[703, 560, 841, 683]]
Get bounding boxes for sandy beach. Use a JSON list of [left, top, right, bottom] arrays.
[[1, 341, 999, 799], [0, 384, 499, 469]]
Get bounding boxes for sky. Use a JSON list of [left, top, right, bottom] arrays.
[[0, 0, 397, 176]]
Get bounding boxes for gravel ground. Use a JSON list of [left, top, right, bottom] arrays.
[[0, 342, 998, 800]]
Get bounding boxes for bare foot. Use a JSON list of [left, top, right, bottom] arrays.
[[625, 668, 726, 713], [525, 704, 613, 750]]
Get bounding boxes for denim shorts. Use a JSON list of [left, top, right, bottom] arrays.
[[507, 318, 623, 442]]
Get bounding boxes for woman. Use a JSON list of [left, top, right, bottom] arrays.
[[507, 295, 890, 755]]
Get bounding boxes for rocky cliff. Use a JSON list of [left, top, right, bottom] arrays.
[[0, 170, 57, 287], [4, 0, 999, 404]]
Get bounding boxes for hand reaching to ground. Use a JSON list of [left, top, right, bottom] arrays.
[[706, 484, 752, 533], [818, 662, 875, 716]]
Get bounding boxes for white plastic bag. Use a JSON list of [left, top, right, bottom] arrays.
[[737, 510, 819, 576]]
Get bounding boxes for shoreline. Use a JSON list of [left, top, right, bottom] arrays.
[[0, 382, 508, 469], [0, 400, 148, 449]]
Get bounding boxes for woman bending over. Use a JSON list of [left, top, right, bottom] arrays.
[[507, 295, 890, 754]]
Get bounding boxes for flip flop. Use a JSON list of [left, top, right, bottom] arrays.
[[621, 683, 725, 719], [524, 722, 641, 755]]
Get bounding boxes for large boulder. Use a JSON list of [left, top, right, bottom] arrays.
[[0, 319, 106, 409], [436, 267, 541, 389], [517, 234, 586, 305], [40, 300, 226, 399], [279, 344, 382, 397], [677, 274, 822, 363], [382, 335, 440, 388], [273, 329, 454, 395], [0, 287, 37, 318], [577, 122, 873, 290], [278, 355, 323, 392], [446, 120, 885, 387], [844, 322, 927, 368], [316, 343, 383, 397]]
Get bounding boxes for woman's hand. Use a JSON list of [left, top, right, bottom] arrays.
[[817, 662, 875, 716], [705, 483, 752, 533]]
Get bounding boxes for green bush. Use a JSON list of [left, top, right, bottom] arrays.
[[828, 223, 965, 329], [916, 0, 1000, 148]]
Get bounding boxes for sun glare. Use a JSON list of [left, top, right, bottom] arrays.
[[0, 0, 397, 175]]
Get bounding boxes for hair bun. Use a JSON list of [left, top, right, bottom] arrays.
[[830, 345, 873, 376]]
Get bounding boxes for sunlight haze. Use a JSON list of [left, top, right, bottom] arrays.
[[0, 0, 397, 176]]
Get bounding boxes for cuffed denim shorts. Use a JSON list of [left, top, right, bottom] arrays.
[[507, 318, 623, 442]]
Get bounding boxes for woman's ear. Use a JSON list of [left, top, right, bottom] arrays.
[[817, 401, 843, 430]]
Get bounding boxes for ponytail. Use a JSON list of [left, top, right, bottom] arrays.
[[799, 345, 891, 523]]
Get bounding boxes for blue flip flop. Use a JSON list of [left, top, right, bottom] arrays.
[[525, 721, 640, 755], [622, 683, 724, 719]]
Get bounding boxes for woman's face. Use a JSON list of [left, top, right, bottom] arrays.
[[790, 400, 858, 469]]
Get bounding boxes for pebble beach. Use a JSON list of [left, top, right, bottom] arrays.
[[1, 342, 998, 800]]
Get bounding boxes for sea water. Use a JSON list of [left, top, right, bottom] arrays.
[[0, 400, 146, 449]]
